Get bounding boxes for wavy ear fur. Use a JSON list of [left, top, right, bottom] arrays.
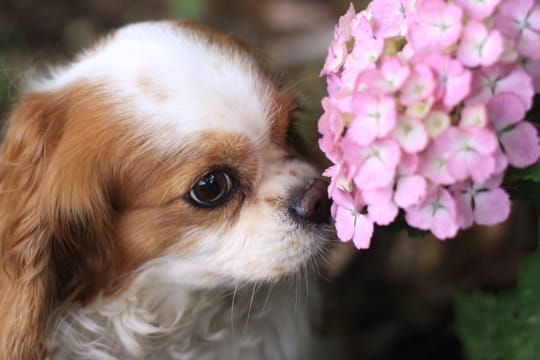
[[0, 89, 117, 359]]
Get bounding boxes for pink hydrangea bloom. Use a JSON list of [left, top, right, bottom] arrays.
[[496, 0, 540, 60], [395, 175, 427, 208], [452, 174, 510, 229], [319, 0, 540, 248], [357, 57, 411, 94], [405, 187, 459, 239], [332, 189, 374, 249], [363, 186, 399, 226], [407, 0, 463, 51], [422, 53, 472, 108], [347, 93, 397, 146], [460, 104, 487, 128], [321, 40, 348, 76], [369, 0, 409, 38], [400, 64, 436, 105], [468, 64, 534, 110], [435, 126, 498, 183], [457, 21, 503, 68], [345, 14, 384, 73], [392, 115, 429, 153], [342, 138, 401, 190], [487, 93, 540, 167]]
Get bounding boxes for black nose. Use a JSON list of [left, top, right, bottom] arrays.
[[289, 178, 331, 224]]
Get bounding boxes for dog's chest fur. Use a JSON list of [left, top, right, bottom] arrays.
[[48, 280, 314, 359]]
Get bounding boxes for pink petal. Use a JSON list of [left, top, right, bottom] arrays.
[[398, 153, 420, 175], [467, 127, 498, 155], [431, 210, 460, 239], [352, 214, 374, 249], [334, 204, 355, 242], [348, 15, 384, 70], [392, 116, 429, 153], [474, 188, 511, 226], [321, 39, 348, 76], [430, 189, 459, 239], [443, 66, 472, 109], [331, 188, 354, 209], [448, 151, 495, 183], [336, 3, 357, 40], [405, 188, 459, 239], [363, 185, 393, 205], [487, 92, 527, 129], [457, 22, 503, 68], [349, 94, 397, 145], [368, 201, 399, 226], [423, 52, 471, 108], [500, 122, 540, 168], [400, 64, 436, 105], [455, 0, 501, 20], [380, 56, 411, 91], [425, 110, 451, 138], [354, 156, 396, 190], [405, 202, 432, 230], [370, 0, 408, 38], [468, 65, 534, 110], [347, 115, 379, 146], [419, 146, 455, 185], [394, 175, 427, 208], [376, 138, 402, 169], [407, 0, 463, 50], [518, 17, 540, 60], [453, 188, 475, 229], [493, 147, 509, 174], [524, 59, 540, 92], [496, 69, 535, 110], [460, 104, 487, 128], [495, 0, 534, 40]]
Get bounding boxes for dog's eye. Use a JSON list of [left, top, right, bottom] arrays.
[[188, 171, 234, 208]]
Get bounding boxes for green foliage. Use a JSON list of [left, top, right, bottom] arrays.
[[170, 0, 206, 21], [455, 229, 540, 360]]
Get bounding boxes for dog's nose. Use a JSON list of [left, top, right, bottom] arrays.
[[289, 178, 331, 224]]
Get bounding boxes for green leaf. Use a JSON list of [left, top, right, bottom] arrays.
[[170, 0, 206, 21], [455, 229, 540, 360], [506, 161, 540, 183]]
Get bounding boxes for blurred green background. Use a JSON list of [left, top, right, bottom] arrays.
[[1, 1, 538, 359]]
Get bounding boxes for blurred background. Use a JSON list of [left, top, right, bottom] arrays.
[[0, 0, 538, 359]]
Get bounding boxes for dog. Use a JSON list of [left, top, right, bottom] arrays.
[[0, 21, 332, 359]]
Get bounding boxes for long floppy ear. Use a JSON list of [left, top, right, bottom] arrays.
[[0, 89, 117, 359]]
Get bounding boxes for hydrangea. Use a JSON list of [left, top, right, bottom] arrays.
[[319, 0, 540, 248]]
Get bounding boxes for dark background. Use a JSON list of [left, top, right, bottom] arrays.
[[1, 1, 538, 359]]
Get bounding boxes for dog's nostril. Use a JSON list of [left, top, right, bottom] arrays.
[[290, 178, 331, 224]]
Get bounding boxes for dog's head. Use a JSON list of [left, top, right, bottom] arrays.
[[0, 21, 331, 357]]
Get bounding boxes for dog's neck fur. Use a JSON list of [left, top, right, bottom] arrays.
[[47, 277, 314, 360]]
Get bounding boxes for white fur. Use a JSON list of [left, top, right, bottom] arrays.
[[32, 22, 273, 146], [33, 21, 331, 359], [48, 270, 318, 360]]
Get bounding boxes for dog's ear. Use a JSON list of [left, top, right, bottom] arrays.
[[0, 90, 117, 359]]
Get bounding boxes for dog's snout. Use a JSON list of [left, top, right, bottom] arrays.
[[289, 178, 331, 224]]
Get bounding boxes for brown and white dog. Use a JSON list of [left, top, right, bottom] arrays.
[[0, 21, 332, 359]]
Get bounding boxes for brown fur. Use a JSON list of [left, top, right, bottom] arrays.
[[0, 78, 268, 358], [0, 20, 298, 358]]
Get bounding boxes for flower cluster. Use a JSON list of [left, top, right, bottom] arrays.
[[319, 0, 540, 249]]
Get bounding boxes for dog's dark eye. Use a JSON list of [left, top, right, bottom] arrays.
[[188, 171, 234, 208]]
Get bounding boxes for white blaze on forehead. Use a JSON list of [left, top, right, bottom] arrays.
[[32, 21, 274, 141]]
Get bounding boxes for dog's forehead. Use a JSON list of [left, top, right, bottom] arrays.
[[35, 22, 276, 141]]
